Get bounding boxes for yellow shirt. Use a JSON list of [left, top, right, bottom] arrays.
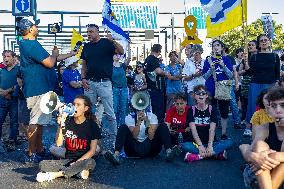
[[250, 109, 274, 126]]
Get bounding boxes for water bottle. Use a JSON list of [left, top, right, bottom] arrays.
[[178, 132, 183, 147]]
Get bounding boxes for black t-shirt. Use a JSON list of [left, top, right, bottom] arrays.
[[265, 123, 283, 152], [81, 38, 115, 80], [145, 55, 164, 90], [248, 53, 280, 84], [63, 118, 101, 160], [187, 106, 217, 144]]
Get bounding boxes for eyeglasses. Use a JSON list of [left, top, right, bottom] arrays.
[[137, 66, 143, 68], [194, 91, 207, 96]]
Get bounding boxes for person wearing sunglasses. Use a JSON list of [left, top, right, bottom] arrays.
[[183, 85, 233, 162], [245, 34, 280, 136], [240, 86, 284, 189]]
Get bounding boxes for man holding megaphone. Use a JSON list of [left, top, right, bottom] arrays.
[[17, 18, 79, 163], [104, 92, 177, 165]]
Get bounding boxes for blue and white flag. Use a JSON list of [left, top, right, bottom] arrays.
[[200, 0, 241, 24], [102, 0, 130, 42]]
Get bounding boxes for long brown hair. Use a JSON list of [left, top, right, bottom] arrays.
[[75, 95, 97, 122]]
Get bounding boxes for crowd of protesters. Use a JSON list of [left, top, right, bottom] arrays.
[[0, 18, 283, 187]]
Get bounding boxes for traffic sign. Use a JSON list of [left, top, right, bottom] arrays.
[[12, 0, 35, 16]]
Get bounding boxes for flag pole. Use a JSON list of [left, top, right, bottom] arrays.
[[241, 0, 248, 53]]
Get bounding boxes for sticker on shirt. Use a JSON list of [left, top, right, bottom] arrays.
[[65, 130, 87, 151], [194, 116, 210, 126]]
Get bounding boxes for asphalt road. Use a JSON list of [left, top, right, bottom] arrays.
[[0, 117, 250, 189]]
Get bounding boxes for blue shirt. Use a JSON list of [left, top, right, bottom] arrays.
[[62, 68, 84, 104], [112, 64, 127, 88], [202, 56, 233, 96], [165, 64, 183, 94], [19, 39, 55, 98], [0, 66, 19, 99]]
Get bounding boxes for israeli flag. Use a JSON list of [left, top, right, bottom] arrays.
[[102, 0, 130, 42], [200, 0, 241, 24]]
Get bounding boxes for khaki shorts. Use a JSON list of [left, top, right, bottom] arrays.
[[26, 93, 52, 125]]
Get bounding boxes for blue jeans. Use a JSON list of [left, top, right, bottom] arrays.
[[84, 80, 117, 135], [0, 97, 19, 140], [113, 87, 128, 128], [182, 139, 233, 155], [230, 86, 241, 124]]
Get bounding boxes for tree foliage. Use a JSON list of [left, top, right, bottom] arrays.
[[219, 19, 284, 56]]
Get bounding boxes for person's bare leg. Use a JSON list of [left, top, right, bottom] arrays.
[[36, 125, 43, 153], [253, 141, 273, 189], [271, 163, 284, 189], [27, 124, 38, 156]]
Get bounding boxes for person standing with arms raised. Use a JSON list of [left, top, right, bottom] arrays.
[[81, 24, 124, 139], [18, 18, 78, 163]]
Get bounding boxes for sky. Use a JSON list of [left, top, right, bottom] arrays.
[[0, 0, 283, 25], [0, 0, 283, 56]]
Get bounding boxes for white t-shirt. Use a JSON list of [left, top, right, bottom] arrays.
[[125, 112, 158, 142], [182, 58, 205, 93]]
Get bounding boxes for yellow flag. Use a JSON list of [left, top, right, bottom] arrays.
[[71, 28, 85, 59], [206, 0, 247, 38]]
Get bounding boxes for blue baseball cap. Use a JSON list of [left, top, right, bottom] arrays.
[[17, 18, 40, 36]]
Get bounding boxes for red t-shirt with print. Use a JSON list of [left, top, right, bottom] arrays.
[[165, 105, 190, 133]]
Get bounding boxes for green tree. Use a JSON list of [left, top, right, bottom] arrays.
[[219, 19, 284, 56]]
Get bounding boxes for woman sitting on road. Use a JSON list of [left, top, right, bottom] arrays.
[[36, 95, 101, 182], [183, 85, 233, 162]]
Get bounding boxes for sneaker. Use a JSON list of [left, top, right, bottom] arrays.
[[6, 141, 16, 152], [79, 170, 90, 180], [243, 129, 252, 137], [241, 120, 246, 125], [172, 145, 182, 156], [184, 152, 202, 162], [104, 151, 120, 165], [165, 148, 175, 162], [25, 153, 42, 163], [221, 134, 228, 140], [36, 172, 55, 182], [37, 148, 50, 158], [216, 150, 227, 160]]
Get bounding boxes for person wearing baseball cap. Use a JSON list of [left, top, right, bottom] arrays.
[[18, 17, 79, 163], [62, 56, 83, 104]]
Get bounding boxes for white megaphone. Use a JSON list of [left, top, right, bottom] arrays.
[[40, 91, 76, 128], [131, 91, 150, 111]]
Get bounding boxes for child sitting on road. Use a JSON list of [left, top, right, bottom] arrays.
[[182, 85, 233, 162]]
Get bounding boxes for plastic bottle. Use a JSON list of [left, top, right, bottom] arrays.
[[178, 132, 183, 147]]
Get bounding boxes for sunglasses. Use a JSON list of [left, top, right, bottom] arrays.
[[194, 91, 207, 96]]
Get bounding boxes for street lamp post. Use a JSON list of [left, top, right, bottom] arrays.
[[71, 16, 89, 34]]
